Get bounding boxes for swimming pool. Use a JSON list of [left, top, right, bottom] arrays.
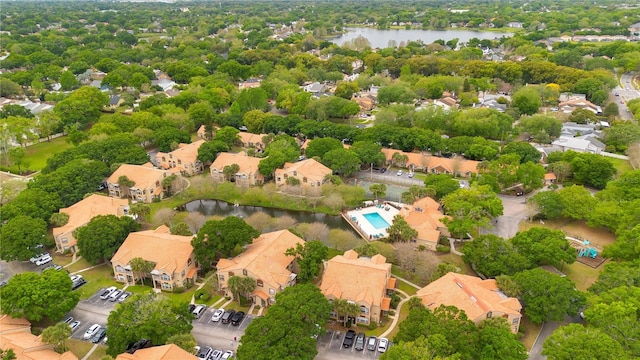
[[363, 212, 390, 230]]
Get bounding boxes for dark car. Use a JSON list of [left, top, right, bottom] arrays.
[[230, 311, 245, 326], [72, 278, 87, 290], [126, 339, 152, 354], [342, 330, 356, 348], [221, 309, 236, 324], [92, 328, 107, 343], [354, 332, 365, 351], [196, 346, 212, 359], [380, 167, 387, 173], [366, 336, 377, 351]]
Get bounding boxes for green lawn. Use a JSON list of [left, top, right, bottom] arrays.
[[519, 316, 542, 351], [437, 252, 474, 276], [608, 157, 634, 176], [65, 258, 94, 273], [385, 301, 411, 340], [125, 285, 153, 295], [0, 136, 73, 173], [562, 261, 603, 292], [395, 278, 418, 296], [67, 338, 95, 359], [73, 264, 120, 300]]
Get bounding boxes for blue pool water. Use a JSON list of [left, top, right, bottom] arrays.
[[363, 212, 390, 230]]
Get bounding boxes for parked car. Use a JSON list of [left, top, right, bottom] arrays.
[[343, 330, 356, 348], [355, 332, 365, 351], [72, 278, 87, 290], [366, 336, 377, 351], [92, 328, 107, 343], [378, 337, 389, 353], [109, 289, 123, 302], [211, 309, 224, 322], [221, 309, 236, 324], [189, 304, 197, 313], [230, 311, 245, 326], [380, 167, 387, 173], [34, 253, 52, 266], [69, 321, 81, 332], [83, 324, 101, 340], [209, 349, 223, 360], [407, 172, 414, 178], [221, 351, 234, 360], [396, 170, 403, 176], [100, 286, 117, 300], [118, 292, 131, 302], [196, 346, 213, 359], [62, 316, 73, 324], [192, 305, 207, 319], [29, 253, 45, 263], [70, 274, 83, 283]]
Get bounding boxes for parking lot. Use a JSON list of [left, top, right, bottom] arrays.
[[316, 330, 385, 359]]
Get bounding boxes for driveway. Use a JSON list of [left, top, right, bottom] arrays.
[[528, 314, 584, 360], [480, 194, 532, 239]]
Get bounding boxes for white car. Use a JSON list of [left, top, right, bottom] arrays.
[[221, 350, 234, 360], [83, 324, 101, 340], [396, 170, 403, 176], [100, 286, 117, 300], [378, 337, 389, 353], [34, 253, 52, 266], [211, 309, 224, 322]]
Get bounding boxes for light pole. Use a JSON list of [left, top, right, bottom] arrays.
[[370, 163, 373, 181]]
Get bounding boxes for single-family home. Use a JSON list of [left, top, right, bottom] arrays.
[[216, 230, 304, 307], [380, 149, 479, 177], [238, 78, 262, 90], [320, 250, 395, 325], [0, 315, 79, 360], [151, 78, 176, 92], [111, 225, 198, 291], [210, 152, 264, 187], [433, 96, 458, 110], [53, 194, 131, 254], [399, 197, 449, 250], [155, 140, 205, 176], [551, 135, 605, 154], [560, 122, 596, 136], [351, 95, 375, 112], [544, 173, 557, 186], [507, 22, 524, 28], [417, 272, 522, 333], [274, 158, 332, 189], [238, 132, 268, 151], [303, 82, 328, 95], [115, 344, 197, 360], [558, 99, 602, 115], [107, 163, 169, 203]]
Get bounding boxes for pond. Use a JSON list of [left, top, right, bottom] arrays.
[[329, 27, 513, 48], [183, 199, 356, 233]]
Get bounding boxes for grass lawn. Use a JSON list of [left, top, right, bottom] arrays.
[[87, 345, 108, 360], [125, 285, 153, 295], [73, 264, 120, 300], [51, 252, 74, 266], [1, 136, 73, 173], [223, 301, 251, 313], [162, 286, 198, 305], [65, 258, 94, 273], [562, 261, 603, 292], [395, 278, 418, 296], [67, 338, 94, 359], [519, 316, 542, 351], [384, 301, 411, 340], [437, 252, 474, 276], [608, 157, 634, 176]]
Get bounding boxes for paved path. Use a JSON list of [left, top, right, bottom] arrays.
[[80, 344, 99, 360], [379, 295, 414, 338]]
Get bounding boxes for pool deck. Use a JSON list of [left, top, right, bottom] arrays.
[[344, 204, 400, 241]]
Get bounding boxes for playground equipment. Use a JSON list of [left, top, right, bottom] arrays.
[[577, 240, 598, 259]]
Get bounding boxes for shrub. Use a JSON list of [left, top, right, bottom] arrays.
[[436, 245, 450, 253], [195, 288, 211, 301]]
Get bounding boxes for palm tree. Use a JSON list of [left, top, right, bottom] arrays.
[[333, 299, 361, 327], [129, 257, 155, 285], [117, 175, 135, 198], [227, 276, 256, 304], [129, 203, 150, 222]]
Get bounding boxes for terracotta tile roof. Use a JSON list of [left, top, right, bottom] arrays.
[[216, 230, 304, 289], [0, 315, 31, 331], [210, 152, 261, 176], [398, 197, 447, 244], [380, 149, 479, 175], [0, 317, 78, 360], [320, 250, 391, 307], [115, 344, 198, 360], [274, 159, 332, 184], [107, 163, 167, 190], [111, 226, 194, 274], [387, 278, 397, 289], [417, 272, 522, 323], [544, 173, 557, 180], [238, 132, 267, 147], [381, 297, 391, 311], [53, 194, 129, 246], [156, 140, 205, 165]]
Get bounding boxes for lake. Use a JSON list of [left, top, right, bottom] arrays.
[[330, 27, 513, 48], [183, 199, 355, 233]]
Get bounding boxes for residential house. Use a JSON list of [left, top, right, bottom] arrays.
[[380, 149, 480, 177], [210, 152, 264, 187], [399, 197, 449, 250], [0, 315, 78, 360], [274, 158, 332, 189], [558, 99, 602, 115], [238, 78, 262, 90], [351, 95, 375, 112], [155, 140, 205, 176], [629, 21, 640, 34], [111, 225, 198, 291], [544, 173, 557, 186], [417, 272, 522, 333], [507, 22, 524, 28], [115, 344, 197, 360], [107, 163, 168, 203], [551, 135, 605, 154], [151, 78, 176, 92], [109, 95, 121, 109], [560, 122, 596, 136], [238, 132, 268, 151], [303, 82, 328, 95], [53, 194, 130, 254], [320, 250, 395, 325], [216, 230, 304, 307], [433, 96, 458, 110], [558, 93, 587, 103]]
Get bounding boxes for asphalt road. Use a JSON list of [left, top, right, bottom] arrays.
[[480, 194, 531, 239], [616, 73, 639, 121], [528, 314, 584, 360]]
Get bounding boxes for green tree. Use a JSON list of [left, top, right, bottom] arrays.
[[423, 174, 460, 200], [0, 349, 16, 360], [501, 142, 541, 163], [350, 141, 385, 166], [334, 82, 359, 99], [129, 203, 151, 223], [430, 263, 460, 282], [129, 257, 155, 285], [49, 212, 70, 227], [192, 217, 260, 271], [59, 70, 79, 91], [117, 175, 135, 198], [242, 110, 269, 134], [170, 222, 192, 236], [305, 137, 343, 159], [285, 240, 328, 283], [369, 183, 387, 199], [0, 188, 62, 223], [237, 284, 331, 360], [0, 215, 47, 261], [513, 269, 585, 324], [42, 322, 73, 353], [542, 324, 628, 360], [54, 86, 109, 128], [557, 185, 596, 220], [462, 234, 530, 277], [106, 293, 193, 357], [74, 215, 140, 264], [477, 318, 528, 360], [512, 86, 542, 115], [197, 140, 229, 164], [8, 147, 28, 173], [529, 190, 564, 219], [331, 298, 361, 327], [511, 228, 576, 269], [227, 276, 256, 304], [387, 214, 418, 242], [0, 270, 79, 321], [569, 152, 615, 189], [214, 126, 241, 147], [441, 185, 503, 238], [166, 333, 197, 354], [36, 110, 61, 141], [223, 163, 240, 181], [321, 148, 361, 177], [229, 88, 268, 115]]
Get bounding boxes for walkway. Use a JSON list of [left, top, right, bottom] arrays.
[[80, 344, 99, 360], [190, 272, 217, 304]]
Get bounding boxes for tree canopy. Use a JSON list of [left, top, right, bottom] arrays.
[[74, 215, 140, 264], [192, 217, 260, 271]]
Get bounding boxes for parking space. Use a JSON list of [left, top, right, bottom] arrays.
[[193, 306, 254, 331], [316, 330, 383, 359]]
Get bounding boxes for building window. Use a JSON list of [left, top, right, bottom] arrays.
[[257, 279, 263, 287], [303, 177, 307, 183], [269, 288, 275, 295], [360, 305, 369, 314], [512, 318, 519, 325], [356, 317, 369, 324], [219, 275, 225, 281], [61, 238, 68, 244], [178, 159, 182, 165], [162, 283, 172, 290], [116, 265, 124, 272], [243, 269, 247, 276], [487, 312, 492, 318], [162, 157, 166, 161], [188, 258, 192, 265], [117, 274, 125, 281], [181, 270, 185, 277], [229, 271, 234, 277], [161, 274, 170, 281]]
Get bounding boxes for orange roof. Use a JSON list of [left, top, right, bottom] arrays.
[[156, 140, 205, 165], [387, 278, 397, 289], [210, 152, 261, 176], [417, 272, 522, 323], [320, 250, 391, 307], [380, 149, 479, 175], [381, 297, 391, 311], [216, 230, 304, 289], [107, 163, 167, 190], [399, 197, 447, 244], [0, 317, 79, 360], [238, 132, 267, 147], [111, 226, 194, 274], [252, 289, 269, 301], [53, 194, 129, 244], [115, 344, 198, 360], [274, 159, 332, 184], [0, 315, 31, 331], [544, 173, 557, 180]]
